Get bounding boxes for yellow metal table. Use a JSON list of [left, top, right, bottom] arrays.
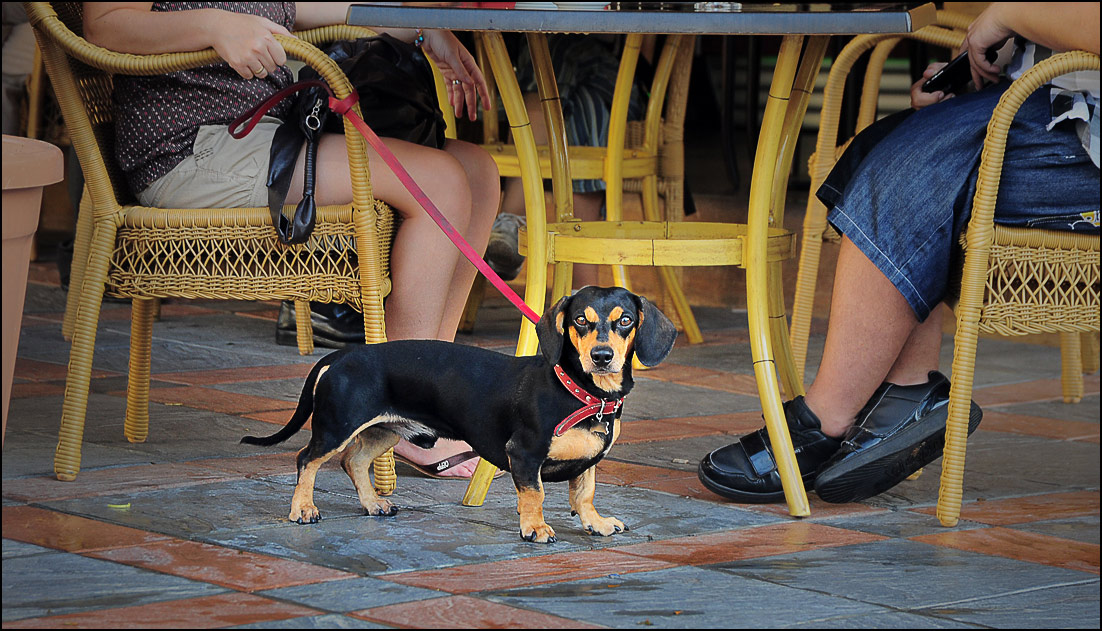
[[347, 2, 937, 518]]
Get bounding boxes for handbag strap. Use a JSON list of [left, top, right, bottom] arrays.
[[231, 82, 542, 325]]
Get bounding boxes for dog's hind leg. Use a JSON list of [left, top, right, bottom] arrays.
[[341, 427, 401, 516], [569, 466, 625, 536], [289, 444, 335, 524]]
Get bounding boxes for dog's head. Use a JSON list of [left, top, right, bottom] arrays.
[[536, 286, 677, 392]]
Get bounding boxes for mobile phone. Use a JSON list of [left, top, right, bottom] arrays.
[[922, 48, 999, 95]]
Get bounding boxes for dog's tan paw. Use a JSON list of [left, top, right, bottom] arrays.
[[520, 522, 557, 544], [363, 498, 398, 517], [289, 504, 321, 524], [581, 514, 626, 537]]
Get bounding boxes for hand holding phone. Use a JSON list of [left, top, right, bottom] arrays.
[[921, 48, 1000, 96]]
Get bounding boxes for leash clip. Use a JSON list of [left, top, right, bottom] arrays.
[[305, 97, 324, 131]]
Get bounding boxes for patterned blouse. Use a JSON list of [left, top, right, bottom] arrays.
[[112, 2, 297, 196]]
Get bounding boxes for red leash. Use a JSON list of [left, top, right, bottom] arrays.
[[231, 81, 541, 325]]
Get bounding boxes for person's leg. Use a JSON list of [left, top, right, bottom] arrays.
[[803, 236, 939, 438], [435, 138, 500, 341], [296, 134, 471, 340]]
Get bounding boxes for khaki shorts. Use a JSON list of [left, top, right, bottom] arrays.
[[137, 117, 281, 209]]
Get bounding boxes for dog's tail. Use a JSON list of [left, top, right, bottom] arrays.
[[240, 354, 335, 447]]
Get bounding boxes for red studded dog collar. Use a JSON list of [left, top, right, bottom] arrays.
[[553, 364, 623, 436]]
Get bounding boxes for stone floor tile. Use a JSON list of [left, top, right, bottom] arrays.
[[1, 549, 227, 623], [716, 538, 1095, 611], [614, 412, 756, 445], [909, 490, 1099, 526], [620, 378, 763, 420], [994, 392, 1100, 423], [1, 539, 53, 559], [231, 613, 388, 629], [2, 505, 171, 553], [611, 521, 885, 566], [823, 509, 988, 540], [910, 580, 1100, 629], [1008, 513, 1101, 545], [156, 363, 314, 386], [259, 576, 443, 613], [2, 593, 319, 629], [86, 538, 357, 591], [980, 410, 1100, 442], [382, 549, 675, 594], [912, 526, 1099, 574], [973, 376, 1099, 408], [2, 462, 235, 503], [482, 564, 890, 629], [143, 385, 297, 416], [351, 594, 603, 628]]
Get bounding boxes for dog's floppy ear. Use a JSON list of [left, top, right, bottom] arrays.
[[536, 295, 571, 364], [633, 295, 677, 367]]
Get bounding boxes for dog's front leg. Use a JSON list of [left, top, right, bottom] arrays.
[[508, 450, 556, 543], [569, 466, 626, 536], [341, 428, 400, 517]]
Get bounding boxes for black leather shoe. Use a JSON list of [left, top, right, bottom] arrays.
[[698, 397, 842, 503], [275, 301, 366, 349], [814, 371, 983, 504]]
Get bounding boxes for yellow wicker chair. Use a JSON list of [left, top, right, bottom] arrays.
[[789, 12, 1098, 405], [462, 34, 701, 342], [26, 2, 397, 486], [938, 50, 1100, 526]]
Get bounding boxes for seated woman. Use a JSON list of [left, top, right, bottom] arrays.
[[698, 1, 1099, 504], [83, 1, 501, 478]]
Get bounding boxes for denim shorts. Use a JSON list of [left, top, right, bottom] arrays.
[[818, 80, 1100, 322]]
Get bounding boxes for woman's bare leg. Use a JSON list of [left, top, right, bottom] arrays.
[[436, 138, 500, 341], [804, 237, 942, 437], [292, 134, 472, 340]]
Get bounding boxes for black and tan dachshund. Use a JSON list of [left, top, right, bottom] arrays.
[[241, 286, 677, 543]]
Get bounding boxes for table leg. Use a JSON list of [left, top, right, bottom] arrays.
[[745, 35, 828, 517], [462, 32, 551, 506]]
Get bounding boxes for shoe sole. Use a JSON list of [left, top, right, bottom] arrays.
[[697, 462, 815, 504], [814, 402, 983, 504]]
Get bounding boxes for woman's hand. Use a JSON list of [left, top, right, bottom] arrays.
[[910, 62, 954, 109], [419, 29, 491, 121], [206, 11, 291, 80], [961, 4, 1012, 90]]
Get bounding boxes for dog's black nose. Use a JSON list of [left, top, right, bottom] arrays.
[[591, 346, 614, 367]]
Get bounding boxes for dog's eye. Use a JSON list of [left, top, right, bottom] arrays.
[[574, 315, 589, 327], [618, 315, 634, 328]]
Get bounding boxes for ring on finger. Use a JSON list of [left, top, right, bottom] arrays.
[[452, 79, 461, 85], [253, 67, 268, 77]]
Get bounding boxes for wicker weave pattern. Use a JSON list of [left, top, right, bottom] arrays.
[[26, 2, 398, 489], [977, 227, 1100, 336]]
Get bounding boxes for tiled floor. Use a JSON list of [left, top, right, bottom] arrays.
[[3, 216, 1099, 628]]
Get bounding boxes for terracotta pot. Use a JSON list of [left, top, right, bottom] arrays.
[[2, 135, 64, 446]]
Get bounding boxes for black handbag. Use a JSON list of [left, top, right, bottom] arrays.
[[267, 34, 447, 244]]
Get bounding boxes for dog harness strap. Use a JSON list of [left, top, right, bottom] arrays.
[[553, 365, 622, 436]]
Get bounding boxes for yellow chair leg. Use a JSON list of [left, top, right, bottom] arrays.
[[62, 190, 95, 340], [374, 447, 397, 496], [55, 220, 118, 481], [1059, 331, 1084, 404], [124, 298, 155, 443]]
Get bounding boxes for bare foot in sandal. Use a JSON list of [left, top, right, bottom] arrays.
[[393, 438, 483, 478]]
